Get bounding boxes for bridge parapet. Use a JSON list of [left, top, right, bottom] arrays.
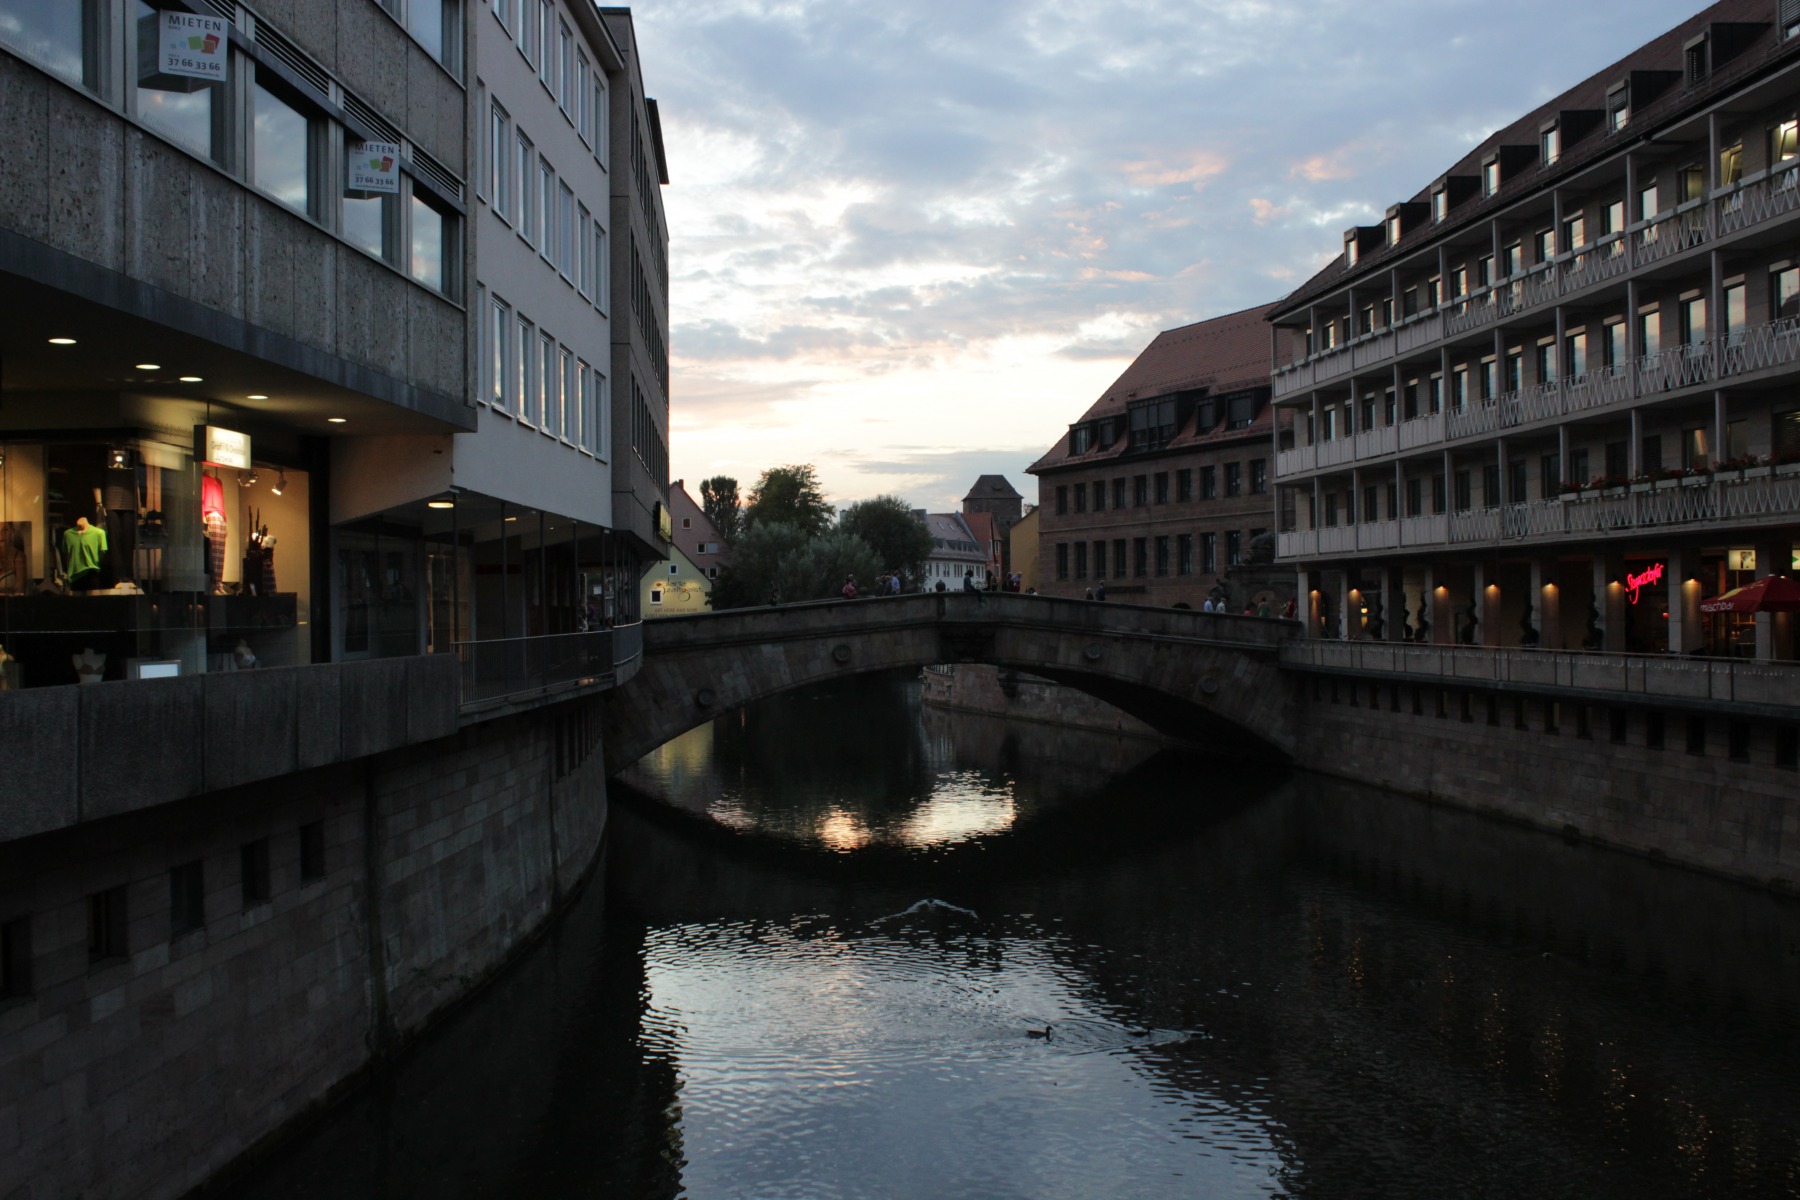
[[603, 593, 1303, 771]]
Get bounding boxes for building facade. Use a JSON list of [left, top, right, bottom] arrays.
[[642, 480, 728, 615], [921, 511, 987, 589], [1030, 305, 1283, 607], [1269, 0, 1800, 660], [962, 473, 1022, 577]]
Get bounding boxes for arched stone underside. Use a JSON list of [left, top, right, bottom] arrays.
[[600, 593, 1301, 773]]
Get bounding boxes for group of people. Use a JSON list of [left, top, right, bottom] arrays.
[[839, 572, 906, 600]]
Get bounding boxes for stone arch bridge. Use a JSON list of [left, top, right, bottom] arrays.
[[599, 593, 1301, 772]]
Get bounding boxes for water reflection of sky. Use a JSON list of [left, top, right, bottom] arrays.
[[642, 919, 1289, 1200]]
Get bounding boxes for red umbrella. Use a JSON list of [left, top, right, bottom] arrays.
[[1699, 575, 1800, 613]]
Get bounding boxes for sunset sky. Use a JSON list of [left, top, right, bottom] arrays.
[[634, 0, 1706, 514]]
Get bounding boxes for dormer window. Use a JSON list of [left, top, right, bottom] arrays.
[[1685, 35, 1709, 86], [1386, 213, 1401, 245], [1608, 85, 1630, 131], [1070, 424, 1094, 455], [1540, 124, 1560, 167], [1432, 187, 1447, 222], [1345, 232, 1358, 267], [1483, 158, 1500, 197]]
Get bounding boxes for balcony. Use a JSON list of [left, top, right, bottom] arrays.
[[1714, 163, 1800, 238], [456, 623, 645, 715]]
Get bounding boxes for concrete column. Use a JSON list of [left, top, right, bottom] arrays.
[[1714, 390, 1728, 469], [1296, 567, 1314, 638], [1629, 407, 1642, 478], [1754, 537, 1792, 660], [1666, 545, 1700, 655], [1472, 560, 1502, 647], [1386, 564, 1409, 642], [1335, 570, 1354, 640], [1598, 550, 1628, 652], [1421, 563, 1440, 644], [1530, 558, 1561, 649]]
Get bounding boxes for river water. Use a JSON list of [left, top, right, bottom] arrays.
[[233, 673, 1800, 1199]]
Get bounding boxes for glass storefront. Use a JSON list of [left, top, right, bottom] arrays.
[[0, 434, 312, 688]]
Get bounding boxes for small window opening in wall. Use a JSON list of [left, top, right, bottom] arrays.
[[1435, 689, 1449, 719], [1369, 684, 1381, 709], [169, 861, 204, 937], [1728, 720, 1751, 762], [1330, 679, 1340, 704], [1514, 698, 1528, 731], [241, 839, 272, 908], [1486, 695, 1500, 726], [1610, 707, 1628, 744], [1777, 726, 1799, 768], [1576, 705, 1593, 740], [1, 916, 32, 1000], [1544, 702, 1560, 735], [1459, 692, 1473, 723], [1686, 716, 1707, 756], [1646, 711, 1666, 750], [1347, 681, 1358, 708], [1412, 685, 1423, 716], [299, 821, 326, 882], [87, 886, 127, 963]]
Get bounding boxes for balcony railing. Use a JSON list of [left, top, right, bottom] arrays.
[[1564, 363, 1631, 411], [456, 623, 643, 710], [1397, 410, 1444, 450], [1276, 443, 1317, 476], [1715, 163, 1800, 237], [1280, 640, 1799, 707], [1280, 469, 1800, 559]]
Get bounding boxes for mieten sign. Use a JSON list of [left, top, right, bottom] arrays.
[[159, 12, 228, 81], [349, 142, 401, 194]]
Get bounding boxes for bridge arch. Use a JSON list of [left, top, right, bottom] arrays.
[[599, 593, 1300, 773]]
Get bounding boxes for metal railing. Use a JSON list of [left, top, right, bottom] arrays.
[[455, 622, 643, 708], [1281, 639, 1798, 708]]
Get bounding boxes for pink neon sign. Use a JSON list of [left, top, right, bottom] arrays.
[[1625, 562, 1664, 605]]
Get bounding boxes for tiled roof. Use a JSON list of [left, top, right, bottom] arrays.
[[1028, 303, 1280, 473], [1273, 0, 1797, 318], [963, 474, 1022, 500]]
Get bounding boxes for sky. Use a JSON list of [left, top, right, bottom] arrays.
[[633, 0, 1709, 515]]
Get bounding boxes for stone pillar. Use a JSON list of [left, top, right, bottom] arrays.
[[1471, 561, 1501, 647], [1754, 538, 1792, 660], [1598, 550, 1628, 652], [1335, 570, 1354, 640], [1530, 558, 1561, 649], [1666, 545, 1699, 655], [1295, 567, 1312, 636]]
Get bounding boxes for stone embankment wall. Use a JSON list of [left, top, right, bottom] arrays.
[[0, 697, 610, 1200], [1292, 676, 1800, 890], [919, 664, 1170, 743]]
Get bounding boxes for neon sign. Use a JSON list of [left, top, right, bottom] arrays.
[[1625, 562, 1664, 605]]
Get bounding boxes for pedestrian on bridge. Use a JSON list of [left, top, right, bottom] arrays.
[[963, 569, 983, 605], [842, 574, 860, 599]]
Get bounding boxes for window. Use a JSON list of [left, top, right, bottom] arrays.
[[1535, 341, 1556, 388], [1605, 440, 1628, 481], [557, 20, 572, 112], [1153, 536, 1169, 577], [0, 916, 30, 1000], [1720, 141, 1743, 188], [1503, 352, 1520, 395], [1112, 538, 1126, 577], [1685, 36, 1708, 87], [1482, 463, 1501, 508], [1724, 282, 1746, 347], [517, 132, 536, 244], [540, 330, 557, 433], [1227, 530, 1243, 566], [1640, 183, 1661, 222], [410, 193, 450, 293], [1128, 398, 1178, 450], [1092, 480, 1105, 511], [1776, 266, 1800, 320], [516, 315, 536, 425], [539, 158, 556, 264], [1227, 394, 1257, 429], [1406, 476, 1422, 516], [343, 143, 392, 262], [1201, 533, 1217, 574], [1641, 433, 1663, 473], [1200, 466, 1216, 499], [1093, 540, 1107, 578], [1773, 120, 1799, 176], [576, 202, 591, 296], [407, 0, 451, 66], [519, 0, 539, 64], [1154, 472, 1169, 504], [560, 346, 576, 441], [1073, 483, 1087, 513], [242, 838, 271, 907], [1686, 716, 1707, 756], [1133, 475, 1148, 507], [539, 0, 555, 89], [593, 72, 609, 161], [88, 885, 127, 962], [1055, 543, 1068, 581], [1132, 538, 1148, 577], [251, 75, 315, 215], [1432, 187, 1447, 222], [1483, 158, 1500, 196], [1683, 426, 1710, 471], [593, 222, 610, 312], [489, 295, 511, 412], [1055, 485, 1068, 516], [1176, 534, 1193, 575], [300, 820, 326, 881], [1531, 230, 1552, 267], [1454, 469, 1472, 511], [170, 861, 204, 936], [558, 182, 575, 278], [1176, 469, 1192, 502], [1507, 460, 1526, 505], [1224, 462, 1242, 496], [1541, 124, 1560, 166], [1680, 295, 1707, 347], [1639, 307, 1661, 359], [134, 1, 225, 161], [576, 52, 592, 144], [594, 368, 611, 458], [1604, 320, 1626, 369], [1679, 164, 1704, 204], [1073, 542, 1087, 580], [1112, 478, 1126, 509], [649, 586, 663, 605], [1566, 330, 1587, 380], [1363, 485, 1379, 522], [489, 103, 513, 222], [1608, 86, 1630, 132]]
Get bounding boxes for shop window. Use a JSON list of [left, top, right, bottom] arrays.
[[299, 820, 326, 881], [169, 860, 204, 936], [87, 885, 127, 963], [0, 915, 31, 1000], [135, 1, 228, 163], [252, 73, 317, 216], [241, 837, 271, 907]]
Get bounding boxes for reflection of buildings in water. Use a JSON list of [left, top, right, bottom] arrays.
[[920, 701, 1162, 808]]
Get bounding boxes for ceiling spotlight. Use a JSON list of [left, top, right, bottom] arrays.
[[110, 448, 129, 468], [247, 393, 269, 401], [237, 469, 259, 487], [270, 471, 286, 496], [427, 498, 456, 510], [179, 375, 203, 383], [135, 363, 162, 371], [47, 337, 75, 345], [327, 417, 347, 424]]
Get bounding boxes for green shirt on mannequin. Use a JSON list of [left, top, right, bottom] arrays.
[[64, 524, 108, 579]]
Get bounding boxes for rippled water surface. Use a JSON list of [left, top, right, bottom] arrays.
[[233, 673, 1800, 1199]]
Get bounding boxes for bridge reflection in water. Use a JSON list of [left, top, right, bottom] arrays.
[[229, 674, 1800, 1200]]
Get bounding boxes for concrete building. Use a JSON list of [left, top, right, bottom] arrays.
[[1269, 0, 1800, 658], [1030, 305, 1289, 608], [0, 2, 667, 1194], [921, 511, 987, 590]]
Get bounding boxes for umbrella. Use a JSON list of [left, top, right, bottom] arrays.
[[1699, 575, 1800, 613]]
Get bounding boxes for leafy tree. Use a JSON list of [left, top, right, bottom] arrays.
[[837, 496, 932, 587], [711, 521, 810, 609], [699, 475, 742, 545], [744, 464, 834, 536], [710, 524, 883, 609], [783, 531, 883, 602]]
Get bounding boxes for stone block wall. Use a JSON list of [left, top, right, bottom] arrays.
[[919, 664, 1168, 741], [0, 694, 611, 1200], [1294, 676, 1800, 888]]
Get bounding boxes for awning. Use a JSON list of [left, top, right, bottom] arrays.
[[1699, 575, 1800, 613]]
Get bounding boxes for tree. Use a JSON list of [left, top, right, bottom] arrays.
[[699, 475, 742, 545], [837, 496, 932, 587], [710, 521, 810, 609], [743, 464, 834, 536], [709, 523, 883, 609], [783, 531, 883, 602]]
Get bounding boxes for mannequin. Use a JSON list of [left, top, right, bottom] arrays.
[[62, 515, 108, 592], [104, 454, 137, 587]]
